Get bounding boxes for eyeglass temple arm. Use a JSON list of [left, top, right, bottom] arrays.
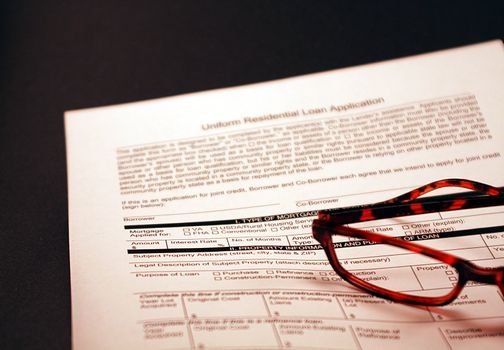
[[318, 179, 504, 224], [460, 261, 504, 290], [382, 178, 502, 204]]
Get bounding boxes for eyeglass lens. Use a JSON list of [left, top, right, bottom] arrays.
[[330, 233, 461, 298]]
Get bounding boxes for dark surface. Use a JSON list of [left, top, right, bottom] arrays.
[[0, 1, 503, 349]]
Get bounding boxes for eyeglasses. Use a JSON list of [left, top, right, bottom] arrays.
[[312, 179, 504, 306]]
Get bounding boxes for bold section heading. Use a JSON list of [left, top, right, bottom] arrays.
[[201, 97, 385, 131]]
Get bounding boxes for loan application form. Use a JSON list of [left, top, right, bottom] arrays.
[[65, 41, 504, 349]]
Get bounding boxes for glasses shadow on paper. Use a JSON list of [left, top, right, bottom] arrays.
[[311, 279, 479, 321]]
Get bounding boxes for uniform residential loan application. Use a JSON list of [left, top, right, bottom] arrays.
[[65, 41, 504, 349]]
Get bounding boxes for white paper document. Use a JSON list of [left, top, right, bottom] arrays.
[[66, 41, 504, 349]]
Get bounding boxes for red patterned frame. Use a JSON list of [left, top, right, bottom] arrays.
[[312, 179, 504, 306]]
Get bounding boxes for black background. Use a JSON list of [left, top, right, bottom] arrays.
[[0, 1, 503, 349]]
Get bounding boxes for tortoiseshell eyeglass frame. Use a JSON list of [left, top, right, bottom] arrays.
[[312, 179, 504, 306]]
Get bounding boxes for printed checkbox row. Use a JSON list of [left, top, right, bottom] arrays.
[[319, 271, 336, 276], [214, 271, 275, 279], [321, 277, 339, 281]]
